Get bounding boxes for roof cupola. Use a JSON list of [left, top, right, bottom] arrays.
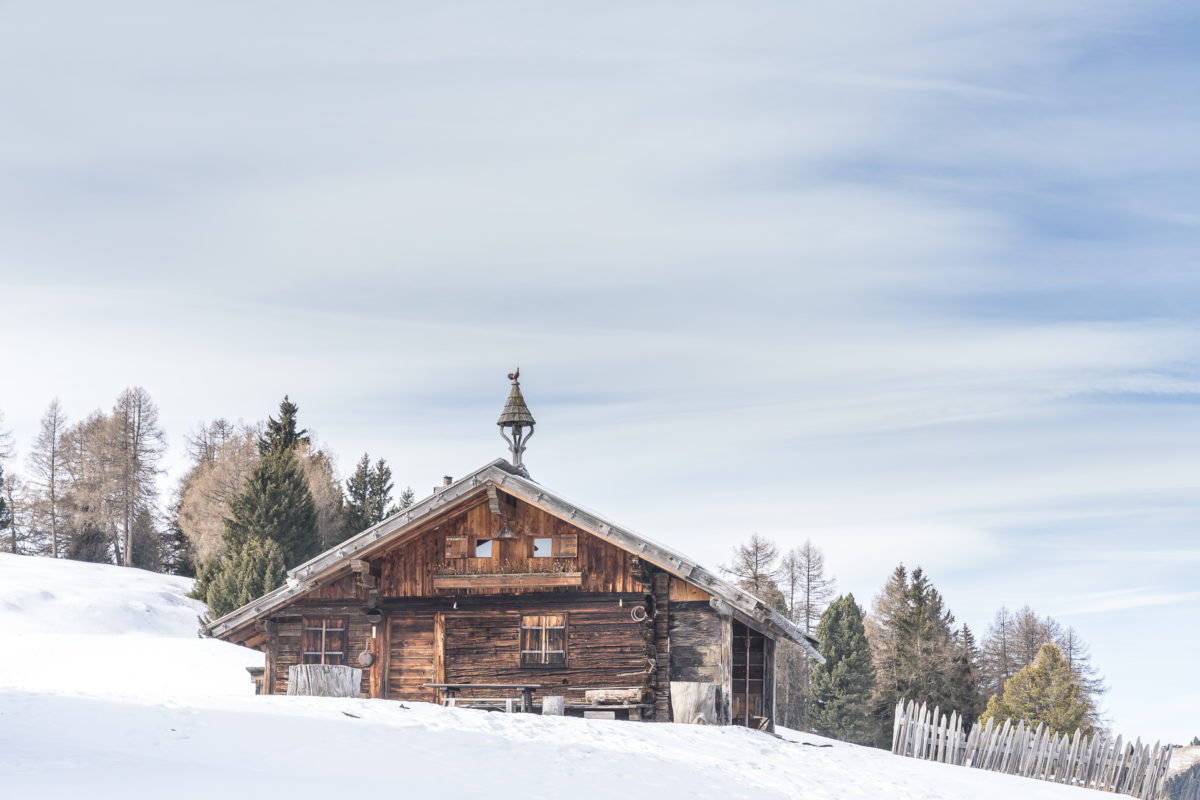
[[497, 368, 535, 476]]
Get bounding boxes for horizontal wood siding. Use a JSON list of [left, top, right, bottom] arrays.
[[439, 594, 652, 704], [366, 494, 643, 598]]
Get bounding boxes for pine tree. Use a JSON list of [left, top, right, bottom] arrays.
[[810, 594, 876, 744], [159, 504, 196, 577], [865, 565, 969, 747], [980, 605, 1105, 729], [68, 523, 111, 562], [259, 396, 308, 456], [223, 445, 319, 568], [345, 453, 394, 534], [129, 507, 161, 572], [388, 486, 415, 516], [979, 643, 1090, 735], [201, 537, 286, 621], [947, 625, 984, 729], [866, 565, 911, 747]]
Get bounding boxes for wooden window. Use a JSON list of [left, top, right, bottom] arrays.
[[301, 617, 347, 665], [474, 538, 493, 558], [532, 537, 553, 558], [520, 614, 567, 667], [445, 536, 468, 559]]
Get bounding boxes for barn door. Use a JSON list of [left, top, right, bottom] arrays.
[[385, 613, 440, 702]]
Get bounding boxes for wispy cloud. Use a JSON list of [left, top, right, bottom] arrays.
[[1052, 588, 1200, 617], [1, 0, 1198, 743]]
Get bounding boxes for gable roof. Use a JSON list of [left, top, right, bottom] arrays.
[[206, 458, 823, 662]]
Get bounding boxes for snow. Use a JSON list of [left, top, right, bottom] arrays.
[[0, 553, 1126, 799]]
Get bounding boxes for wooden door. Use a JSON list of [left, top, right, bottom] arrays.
[[386, 613, 438, 702]]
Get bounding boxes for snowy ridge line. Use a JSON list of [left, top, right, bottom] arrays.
[[891, 699, 1172, 799]]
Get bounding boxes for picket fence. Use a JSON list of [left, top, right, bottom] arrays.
[[891, 700, 1172, 800]]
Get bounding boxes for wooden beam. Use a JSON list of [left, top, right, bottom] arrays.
[[431, 572, 583, 590]]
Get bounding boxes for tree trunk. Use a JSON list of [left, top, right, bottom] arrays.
[[287, 664, 362, 697]]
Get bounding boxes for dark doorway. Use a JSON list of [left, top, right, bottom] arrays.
[[732, 621, 767, 728]]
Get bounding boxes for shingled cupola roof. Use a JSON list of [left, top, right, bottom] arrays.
[[497, 368, 535, 477]]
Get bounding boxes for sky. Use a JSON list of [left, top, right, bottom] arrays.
[[2, 1, 1199, 742]]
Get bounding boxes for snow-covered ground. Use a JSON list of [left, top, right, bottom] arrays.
[[0, 553, 1146, 799]]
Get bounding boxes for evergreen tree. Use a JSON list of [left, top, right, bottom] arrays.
[[865, 565, 971, 747], [129, 507, 161, 571], [68, 523, 111, 563], [201, 537, 286, 621], [223, 445, 319, 568], [810, 594, 876, 745], [259, 396, 308, 456], [902, 568, 957, 708], [345, 453, 394, 533], [947, 625, 984, 729], [980, 605, 1105, 729], [979, 643, 1090, 735], [159, 507, 196, 577], [388, 486, 416, 516]]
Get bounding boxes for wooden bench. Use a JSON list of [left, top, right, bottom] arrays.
[[444, 696, 521, 713], [424, 683, 543, 713]]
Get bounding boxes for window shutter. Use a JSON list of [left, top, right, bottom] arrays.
[[445, 536, 468, 559], [543, 614, 566, 666], [302, 619, 321, 665], [553, 533, 578, 558]]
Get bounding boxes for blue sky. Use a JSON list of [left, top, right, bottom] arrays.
[[2, 2, 1198, 741]]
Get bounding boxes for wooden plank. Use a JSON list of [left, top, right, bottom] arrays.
[[669, 577, 711, 603], [433, 612, 445, 687], [892, 700, 905, 755], [431, 572, 583, 590]]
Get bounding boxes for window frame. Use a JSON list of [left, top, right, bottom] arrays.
[[301, 616, 347, 665], [520, 613, 568, 668]]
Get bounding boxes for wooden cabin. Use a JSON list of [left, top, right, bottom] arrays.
[[207, 376, 822, 729]]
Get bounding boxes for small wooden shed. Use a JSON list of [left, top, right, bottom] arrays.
[[207, 377, 822, 729]]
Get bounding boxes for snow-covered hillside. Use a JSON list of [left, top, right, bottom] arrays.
[[0, 554, 1143, 799]]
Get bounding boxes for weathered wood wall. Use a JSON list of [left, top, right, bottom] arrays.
[[264, 593, 659, 707], [667, 600, 731, 725], [233, 489, 791, 728], [287, 493, 645, 602]]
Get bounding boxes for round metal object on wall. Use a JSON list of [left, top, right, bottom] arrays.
[[357, 650, 375, 667]]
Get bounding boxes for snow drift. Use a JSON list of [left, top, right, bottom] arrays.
[[0, 554, 1113, 799]]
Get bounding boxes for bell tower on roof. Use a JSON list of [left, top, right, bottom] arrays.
[[497, 368, 535, 477]]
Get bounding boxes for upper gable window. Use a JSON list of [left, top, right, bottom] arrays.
[[474, 539, 493, 558], [533, 537, 553, 558]]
